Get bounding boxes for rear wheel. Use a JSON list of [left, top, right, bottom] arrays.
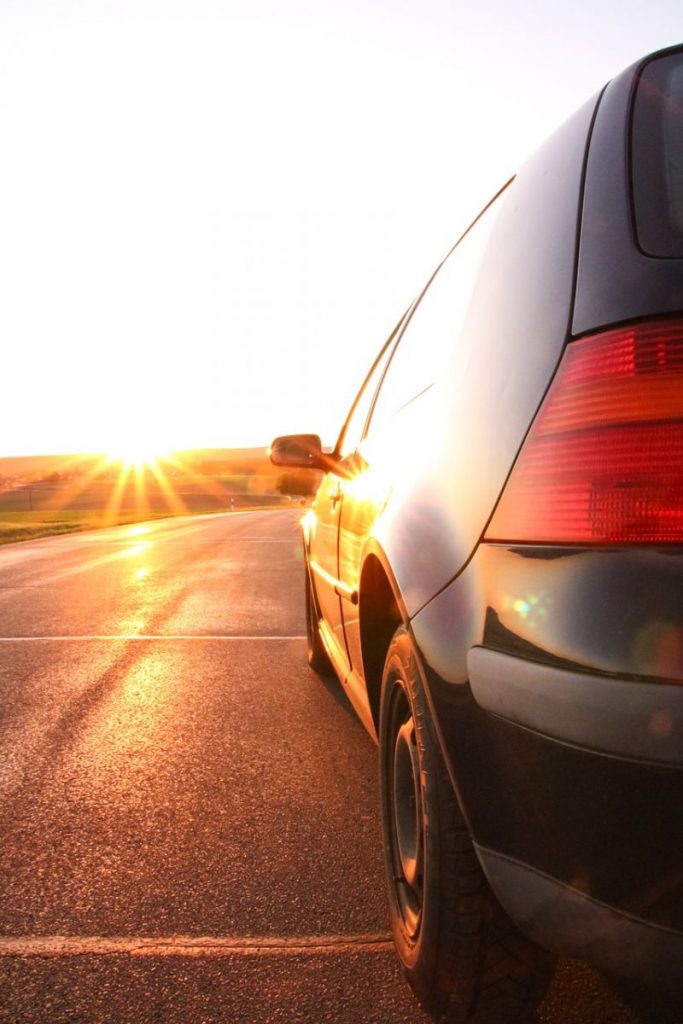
[[379, 627, 553, 1023], [304, 567, 333, 675]]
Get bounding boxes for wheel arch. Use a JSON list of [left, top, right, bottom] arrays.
[[358, 549, 406, 733]]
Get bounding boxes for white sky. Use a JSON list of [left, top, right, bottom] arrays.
[[1, 0, 682, 456]]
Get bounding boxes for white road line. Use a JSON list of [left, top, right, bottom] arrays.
[[61, 539, 299, 545], [0, 635, 307, 642], [0, 933, 393, 958]]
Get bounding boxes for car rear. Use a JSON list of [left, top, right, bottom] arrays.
[[411, 46, 683, 994]]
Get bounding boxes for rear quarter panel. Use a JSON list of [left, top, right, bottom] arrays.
[[367, 94, 602, 617]]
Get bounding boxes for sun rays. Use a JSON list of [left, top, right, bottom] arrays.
[[38, 450, 239, 526]]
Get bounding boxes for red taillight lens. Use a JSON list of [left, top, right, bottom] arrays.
[[485, 320, 683, 544]]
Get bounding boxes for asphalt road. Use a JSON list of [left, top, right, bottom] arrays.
[[0, 510, 644, 1023]]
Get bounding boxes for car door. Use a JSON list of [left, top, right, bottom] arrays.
[[308, 464, 346, 663], [309, 322, 403, 677]]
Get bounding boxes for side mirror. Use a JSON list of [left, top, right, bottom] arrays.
[[269, 434, 325, 470]]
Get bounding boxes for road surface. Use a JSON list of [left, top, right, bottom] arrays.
[[0, 510, 643, 1022]]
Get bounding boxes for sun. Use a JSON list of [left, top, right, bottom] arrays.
[[107, 443, 168, 469]]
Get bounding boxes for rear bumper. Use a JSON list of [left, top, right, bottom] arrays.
[[467, 646, 683, 765], [466, 646, 683, 990], [477, 846, 683, 993], [429, 655, 683, 990], [410, 543, 683, 988]]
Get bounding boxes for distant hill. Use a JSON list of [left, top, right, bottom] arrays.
[[0, 445, 319, 542], [171, 448, 277, 477], [0, 448, 275, 482], [0, 453, 99, 480]]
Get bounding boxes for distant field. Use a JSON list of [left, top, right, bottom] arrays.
[[0, 450, 315, 545]]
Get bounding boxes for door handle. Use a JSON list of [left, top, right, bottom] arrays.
[[330, 485, 342, 508]]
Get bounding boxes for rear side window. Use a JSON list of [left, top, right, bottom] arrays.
[[632, 51, 683, 257], [366, 192, 504, 441], [336, 324, 401, 458]]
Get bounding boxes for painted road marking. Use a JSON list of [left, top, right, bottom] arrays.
[[0, 933, 393, 958], [0, 635, 307, 642]]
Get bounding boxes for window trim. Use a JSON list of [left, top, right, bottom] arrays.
[[333, 304, 414, 460]]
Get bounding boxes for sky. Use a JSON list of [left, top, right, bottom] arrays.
[[1, 0, 682, 457]]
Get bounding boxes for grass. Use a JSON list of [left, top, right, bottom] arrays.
[[0, 499, 298, 546], [0, 510, 178, 545]]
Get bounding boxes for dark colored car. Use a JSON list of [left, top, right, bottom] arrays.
[[271, 46, 683, 1023]]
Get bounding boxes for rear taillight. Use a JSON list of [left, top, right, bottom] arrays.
[[485, 320, 683, 544]]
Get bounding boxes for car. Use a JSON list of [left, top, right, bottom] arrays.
[[270, 45, 683, 1023]]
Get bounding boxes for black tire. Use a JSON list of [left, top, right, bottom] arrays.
[[304, 566, 333, 675], [379, 627, 554, 1023]]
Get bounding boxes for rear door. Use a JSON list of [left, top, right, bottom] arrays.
[[338, 197, 505, 676]]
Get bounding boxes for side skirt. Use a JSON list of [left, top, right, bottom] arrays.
[[318, 619, 378, 742]]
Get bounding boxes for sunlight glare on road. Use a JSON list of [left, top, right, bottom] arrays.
[[122, 542, 149, 559], [126, 525, 150, 538]]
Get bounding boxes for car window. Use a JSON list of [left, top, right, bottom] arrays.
[[632, 50, 683, 257], [366, 197, 503, 441], [336, 314, 407, 458]]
